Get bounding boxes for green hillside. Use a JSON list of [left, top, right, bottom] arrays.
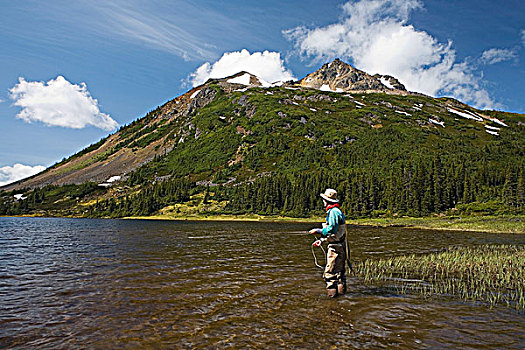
[[1, 67, 524, 221]]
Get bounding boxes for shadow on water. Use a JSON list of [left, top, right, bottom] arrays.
[[0, 217, 524, 349]]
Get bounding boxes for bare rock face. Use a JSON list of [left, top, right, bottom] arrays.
[[298, 58, 407, 93], [373, 74, 406, 90], [185, 87, 217, 116]]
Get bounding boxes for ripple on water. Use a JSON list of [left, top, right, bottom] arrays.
[[1, 217, 524, 349]]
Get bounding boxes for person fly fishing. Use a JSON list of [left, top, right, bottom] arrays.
[[309, 188, 351, 298]]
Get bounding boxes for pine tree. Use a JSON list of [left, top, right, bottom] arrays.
[[433, 156, 444, 212], [203, 186, 210, 204], [502, 167, 517, 209], [516, 170, 524, 212]]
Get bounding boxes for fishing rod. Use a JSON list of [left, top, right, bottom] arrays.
[[345, 234, 354, 274]]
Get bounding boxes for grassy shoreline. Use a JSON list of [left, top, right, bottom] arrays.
[[346, 215, 525, 234], [121, 214, 525, 234], [122, 213, 323, 223], [2, 213, 524, 234]]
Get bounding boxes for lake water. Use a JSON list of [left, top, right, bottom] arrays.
[[1, 217, 524, 349]]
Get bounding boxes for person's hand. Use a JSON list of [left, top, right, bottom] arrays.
[[312, 240, 322, 247], [309, 228, 319, 234]]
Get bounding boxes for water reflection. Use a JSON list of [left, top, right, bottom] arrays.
[[0, 217, 524, 349]]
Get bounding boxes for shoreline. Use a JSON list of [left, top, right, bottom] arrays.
[[123, 214, 525, 234], [122, 214, 323, 223], [2, 214, 524, 234], [346, 216, 525, 234]]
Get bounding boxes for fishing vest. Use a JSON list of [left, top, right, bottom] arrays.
[[326, 222, 347, 244]]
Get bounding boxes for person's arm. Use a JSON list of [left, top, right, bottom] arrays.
[[309, 226, 327, 246], [309, 228, 322, 234]]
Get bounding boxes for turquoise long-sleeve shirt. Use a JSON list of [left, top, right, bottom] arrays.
[[321, 207, 346, 237]]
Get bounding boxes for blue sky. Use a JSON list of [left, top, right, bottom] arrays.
[[0, 0, 524, 185]]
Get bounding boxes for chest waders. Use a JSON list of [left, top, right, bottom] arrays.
[[325, 223, 353, 273], [312, 224, 353, 271], [312, 223, 353, 297]]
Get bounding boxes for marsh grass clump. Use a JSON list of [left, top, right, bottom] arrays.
[[355, 245, 525, 310]]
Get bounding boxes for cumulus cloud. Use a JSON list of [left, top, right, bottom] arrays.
[[188, 49, 296, 87], [0, 163, 46, 187], [480, 48, 517, 65], [9, 76, 118, 130], [284, 0, 495, 109]]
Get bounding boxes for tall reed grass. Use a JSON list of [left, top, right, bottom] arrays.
[[355, 245, 525, 310]]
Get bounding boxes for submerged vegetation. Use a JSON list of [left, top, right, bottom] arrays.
[[355, 245, 525, 310]]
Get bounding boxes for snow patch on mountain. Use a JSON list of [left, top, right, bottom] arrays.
[[447, 108, 483, 121], [429, 118, 445, 127], [488, 118, 508, 127], [190, 90, 201, 99], [227, 74, 251, 85], [226, 73, 273, 87], [380, 77, 394, 89], [106, 176, 121, 183], [319, 84, 345, 93]]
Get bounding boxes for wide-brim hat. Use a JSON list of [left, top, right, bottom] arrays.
[[320, 188, 339, 203]]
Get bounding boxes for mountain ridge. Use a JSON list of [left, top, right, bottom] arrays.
[[1, 58, 524, 220], [2, 59, 411, 191], [2, 58, 522, 193], [2, 58, 522, 192]]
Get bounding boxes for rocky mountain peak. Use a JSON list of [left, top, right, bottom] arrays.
[[222, 71, 267, 86], [298, 58, 407, 93], [209, 71, 280, 89]]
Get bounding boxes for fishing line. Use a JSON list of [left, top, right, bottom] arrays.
[[311, 235, 326, 270], [310, 233, 354, 275]]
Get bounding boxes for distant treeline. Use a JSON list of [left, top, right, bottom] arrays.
[[1, 155, 523, 218], [87, 178, 193, 217], [224, 156, 525, 217], [0, 183, 100, 216], [89, 152, 524, 218], [1, 157, 523, 218]]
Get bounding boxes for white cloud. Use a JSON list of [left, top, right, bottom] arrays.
[[284, 0, 495, 109], [480, 48, 517, 65], [188, 49, 296, 87], [0, 163, 46, 187], [521, 29, 525, 45], [9, 76, 118, 130]]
